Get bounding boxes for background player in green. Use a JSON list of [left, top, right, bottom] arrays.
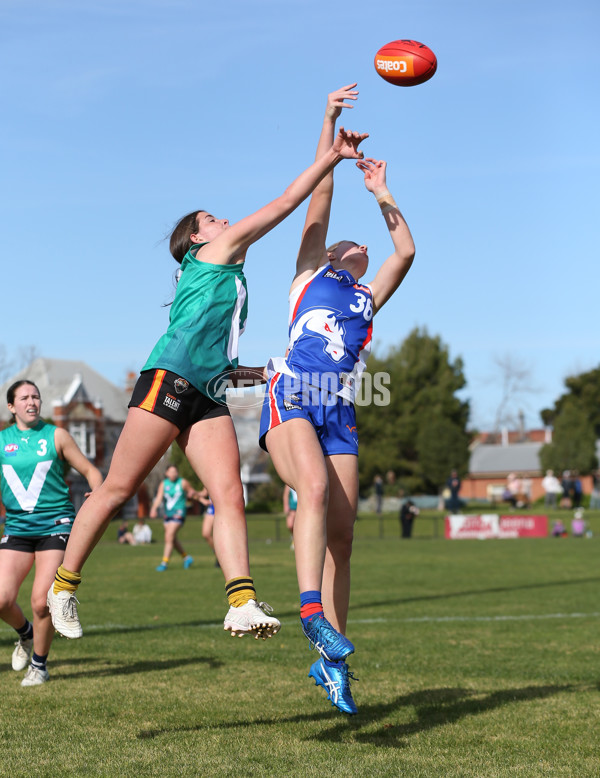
[[0, 380, 102, 686], [150, 464, 203, 571]]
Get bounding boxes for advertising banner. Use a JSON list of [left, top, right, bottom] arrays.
[[445, 514, 548, 539]]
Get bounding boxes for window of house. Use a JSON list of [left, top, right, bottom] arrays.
[[69, 422, 96, 459]]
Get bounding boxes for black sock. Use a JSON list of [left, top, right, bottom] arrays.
[[16, 619, 33, 641]]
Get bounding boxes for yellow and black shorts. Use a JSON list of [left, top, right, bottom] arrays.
[[129, 369, 229, 431]]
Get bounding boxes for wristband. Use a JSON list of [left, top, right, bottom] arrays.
[[376, 191, 398, 214]]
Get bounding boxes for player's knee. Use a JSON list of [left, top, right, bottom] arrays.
[[301, 478, 329, 513], [101, 476, 138, 510], [328, 523, 354, 560], [31, 592, 49, 619], [0, 591, 17, 613], [213, 482, 245, 516]]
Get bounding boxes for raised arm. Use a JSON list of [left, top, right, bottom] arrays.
[[358, 158, 416, 313], [195, 127, 367, 265], [293, 84, 358, 285]]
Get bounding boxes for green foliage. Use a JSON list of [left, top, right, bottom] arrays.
[[539, 399, 598, 474], [540, 365, 600, 475], [357, 327, 470, 494], [541, 365, 600, 436], [245, 479, 284, 514]]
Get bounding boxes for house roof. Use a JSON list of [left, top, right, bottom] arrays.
[[469, 441, 543, 476], [0, 358, 130, 422]]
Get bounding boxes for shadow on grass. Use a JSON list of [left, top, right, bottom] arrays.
[[345, 576, 600, 618], [50, 655, 223, 680], [137, 682, 583, 746]]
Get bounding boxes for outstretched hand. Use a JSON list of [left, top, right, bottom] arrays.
[[356, 157, 388, 193], [325, 83, 358, 121], [334, 127, 368, 160]]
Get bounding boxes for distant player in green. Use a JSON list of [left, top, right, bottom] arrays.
[[0, 380, 102, 686], [47, 115, 367, 643], [150, 464, 202, 571]]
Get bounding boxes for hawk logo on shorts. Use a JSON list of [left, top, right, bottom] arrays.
[[174, 378, 190, 394], [0, 535, 7, 544]]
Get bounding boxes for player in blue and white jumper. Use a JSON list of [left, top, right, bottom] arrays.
[[0, 380, 102, 686], [259, 85, 416, 714]]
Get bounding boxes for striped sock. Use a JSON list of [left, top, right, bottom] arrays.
[[31, 652, 48, 671], [300, 590, 324, 626], [225, 577, 256, 608], [16, 619, 33, 641], [53, 565, 82, 595]]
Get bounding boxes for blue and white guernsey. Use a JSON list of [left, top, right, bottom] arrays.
[[273, 264, 373, 403]]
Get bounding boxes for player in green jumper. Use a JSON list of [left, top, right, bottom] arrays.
[[150, 464, 203, 571], [48, 121, 369, 642], [0, 381, 102, 685]]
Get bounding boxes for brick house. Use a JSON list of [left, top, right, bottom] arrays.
[[460, 428, 596, 504]]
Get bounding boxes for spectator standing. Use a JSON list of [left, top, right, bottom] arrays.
[[399, 500, 419, 539], [590, 470, 600, 510], [446, 470, 462, 513], [541, 470, 562, 508], [373, 475, 384, 515], [560, 471, 573, 508], [572, 472, 583, 509]]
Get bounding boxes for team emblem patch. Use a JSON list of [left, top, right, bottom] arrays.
[[174, 378, 190, 394]]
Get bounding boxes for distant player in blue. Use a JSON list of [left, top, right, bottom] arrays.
[[0, 380, 102, 686], [150, 465, 201, 571], [198, 487, 219, 567], [260, 85, 416, 713]]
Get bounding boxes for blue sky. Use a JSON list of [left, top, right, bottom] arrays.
[[1, 0, 598, 430]]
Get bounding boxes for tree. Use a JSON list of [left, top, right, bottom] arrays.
[[356, 327, 470, 494], [539, 399, 597, 474], [539, 365, 600, 474], [489, 353, 538, 433], [541, 366, 600, 438]]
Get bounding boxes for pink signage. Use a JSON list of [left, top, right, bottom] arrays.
[[445, 514, 548, 539]]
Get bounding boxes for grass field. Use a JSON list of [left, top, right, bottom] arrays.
[[1, 510, 599, 777]]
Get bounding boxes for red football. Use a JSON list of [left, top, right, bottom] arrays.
[[374, 39, 437, 87]]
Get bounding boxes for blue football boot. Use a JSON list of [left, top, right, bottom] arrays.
[[301, 613, 354, 661], [309, 657, 358, 715]]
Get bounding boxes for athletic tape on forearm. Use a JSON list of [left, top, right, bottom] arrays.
[[376, 190, 398, 214]]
